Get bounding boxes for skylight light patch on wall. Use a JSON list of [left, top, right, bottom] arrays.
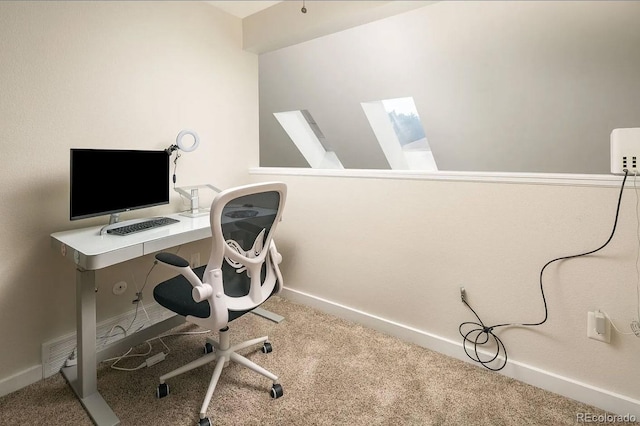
[[273, 110, 343, 169], [362, 97, 437, 171]]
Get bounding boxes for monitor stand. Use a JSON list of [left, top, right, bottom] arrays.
[[175, 184, 220, 218], [97, 213, 123, 235]]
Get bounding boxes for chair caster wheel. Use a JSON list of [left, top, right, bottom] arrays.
[[261, 342, 273, 353], [204, 342, 214, 354], [270, 383, 284, 399], [198, 417, 212, 426], [156, 383, 169, 399]]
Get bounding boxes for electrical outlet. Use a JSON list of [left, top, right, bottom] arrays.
[[190, 253, 200, 268], [112, 281, 127, 296], [610, 128, 640, 175], [587, 311, 610, 343]]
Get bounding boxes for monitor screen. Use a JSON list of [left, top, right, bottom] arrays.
[[70, 149, 170, 221]]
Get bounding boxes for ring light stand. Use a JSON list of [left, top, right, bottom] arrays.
[[166, 129, 222, 217], [165, 129, 200, 155]]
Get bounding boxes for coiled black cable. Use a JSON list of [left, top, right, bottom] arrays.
[[459, 170, 629, 371]]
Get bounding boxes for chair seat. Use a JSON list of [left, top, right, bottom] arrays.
[[153, 263, 266, 322], [154, 265, 210, 319]]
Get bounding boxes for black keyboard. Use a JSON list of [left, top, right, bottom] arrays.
[[107, 217, 180, 236]]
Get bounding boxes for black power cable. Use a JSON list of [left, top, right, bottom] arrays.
[[459, 170, 629, 371]]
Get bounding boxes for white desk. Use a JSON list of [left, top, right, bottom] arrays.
[[51, 212, 284, 425], [51, 213, 211, 425]]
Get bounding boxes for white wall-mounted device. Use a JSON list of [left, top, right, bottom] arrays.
[[610, 128, 640, 175]]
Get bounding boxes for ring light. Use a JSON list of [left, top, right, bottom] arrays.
[[176, 129, 200, 152]]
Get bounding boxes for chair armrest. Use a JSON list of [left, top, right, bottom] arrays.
[[155, 252, 204, 290], [269, 240, 283, 293], [156, 252, 189, 268]]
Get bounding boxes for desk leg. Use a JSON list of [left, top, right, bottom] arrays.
[[251, 307, 284, 323], [61, 268, 120, 426]]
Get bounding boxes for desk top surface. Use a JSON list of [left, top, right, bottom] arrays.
[[51, 213, 211, 270]]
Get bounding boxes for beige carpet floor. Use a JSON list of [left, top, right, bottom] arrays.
[[0, 296, 636, 425]]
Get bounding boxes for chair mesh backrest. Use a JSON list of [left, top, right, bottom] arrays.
[[196, 183, 285, 325], [221, 191, 281, 256], [207, 184, 285, 276]]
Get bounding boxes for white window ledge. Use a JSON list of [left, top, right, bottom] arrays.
[[250, 167, 627, 188]]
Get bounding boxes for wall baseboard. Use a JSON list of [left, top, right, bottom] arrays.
[[4, 288, 638, 418], [0, 302, 175, 398], [41, 301, 175, 379], [0, 365, 42, 398], [281, 287, 640, 418]]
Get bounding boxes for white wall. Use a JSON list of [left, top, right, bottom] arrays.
[[247, 2, 640, 410], [250, 171, 640, 413], [0, 1, 258, 382]]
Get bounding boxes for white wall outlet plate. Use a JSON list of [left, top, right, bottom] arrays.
[[587, 311, 611, 343], [112, 281, 128, 296], [611, 128, 640, 175]]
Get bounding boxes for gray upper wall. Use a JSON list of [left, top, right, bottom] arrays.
[[259, 1, 640, 173]]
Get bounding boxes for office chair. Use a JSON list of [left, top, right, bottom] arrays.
[[153, 182, 287, 426]]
